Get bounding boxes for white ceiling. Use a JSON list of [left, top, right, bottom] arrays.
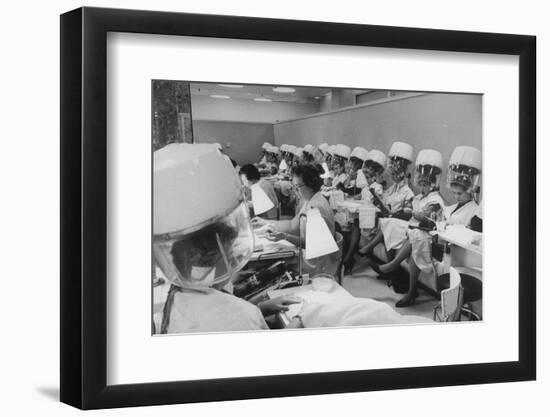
[[190, 82, 371, 104]]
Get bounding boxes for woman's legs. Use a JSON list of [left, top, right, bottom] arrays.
[[379, 241, 412, 274], [396, 257, 420, 307], [342, 222, 361, 274], [335, 222, 347, 277], [358, 228, 384, 255]]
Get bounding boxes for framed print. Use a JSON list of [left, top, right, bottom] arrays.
[[60, 6, 536, 409]]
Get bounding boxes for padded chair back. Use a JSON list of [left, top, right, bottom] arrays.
[[441, 267, 463, 321], [303, 231, 343, 279]]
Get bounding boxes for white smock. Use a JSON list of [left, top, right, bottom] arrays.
[[155, 287, 268, 334], [408, 191, 445, 272], [360, 181, 384, 206], [379, 191, 444, 251], [301, 295, 431, 328], [409, 199, 480, 273], [331, 173, 348, 189], [444, 200, 480, 226], [382, 179, 414, 213]]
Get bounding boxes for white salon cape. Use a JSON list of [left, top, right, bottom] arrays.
[[155, 288, 268, 334], [301, 296, 431, 328], [298, 192, 339, 277], [379, 191, 444, 251]]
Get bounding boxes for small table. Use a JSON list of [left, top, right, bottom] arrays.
[[435, 226, 483, 318], [249, 234, 299, 262], [436, 226, 482, 273]]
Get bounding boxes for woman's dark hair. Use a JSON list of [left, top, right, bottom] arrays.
[[293, 163, 323, 192], [417, 164, 442, 177], [364, 160, 384, 174], [416, 165, 442, 187], [349, 156, 364, 170], [449, 182, 469, 192], [332, 155, 346, 167], [239, 164, 261, 181]]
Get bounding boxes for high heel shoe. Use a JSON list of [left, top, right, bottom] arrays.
[[371, 263, 383, 274], [370, 263, 390, 280], [343, 258, 355, 275], [395, 290, 419, 307]]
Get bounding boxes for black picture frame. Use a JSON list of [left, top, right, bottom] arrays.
[[60, 6, 536, 410]]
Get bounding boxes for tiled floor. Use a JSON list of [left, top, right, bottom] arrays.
[[341, 257, 438, 321]]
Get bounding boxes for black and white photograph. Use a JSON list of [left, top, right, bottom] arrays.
[[152, 80, 483, 335], [0, 0, 544, 414]]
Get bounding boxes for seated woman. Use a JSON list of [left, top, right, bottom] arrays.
[[278, 144, 293, 177], [240, 164, 279, 220], [443, 145, 482, 227], [153, 143, 301, 334], [337, 146, 370, 273], [274, 146, 298, 208], [252, 164, 335, 246], [329, 157, 348, 190], [356, 150, 386, 204], [257, 142, 272, 168], [343, 150, 387, 272], [258, 146, 280, 176], [358, 141, 416, 257], [376, 150, 444, 274], [394, 146, 482, 307], [254, 164, 340, 277], [328, 144, 351, 189], [338, 146, 369, 198], [321, 145, 336, 188]]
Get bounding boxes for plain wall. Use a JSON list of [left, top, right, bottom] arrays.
[[193, 120, 275, 165], [319, 89, 357, 112], [191, 95, 320, 123], [7, 2, 547, 417], [274, 93, 482, 202]]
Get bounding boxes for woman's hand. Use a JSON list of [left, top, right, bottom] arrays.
[[285, 300, 325, 328], [266, 230, 286, 241], [259, 295, 301, 316], [251, 217, 268, 228], [412, 210, 426, 221]]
